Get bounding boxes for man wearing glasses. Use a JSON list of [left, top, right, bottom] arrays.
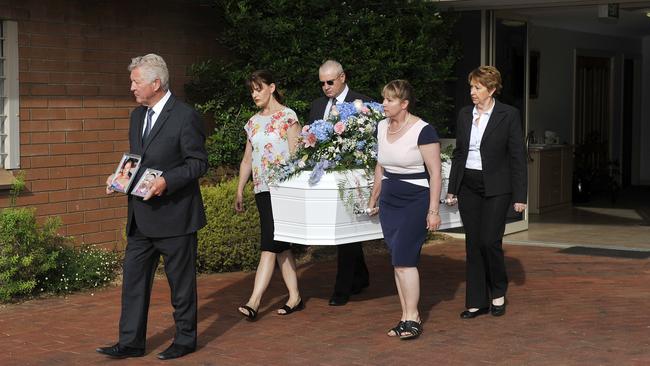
[[307, 60, 371, 306]]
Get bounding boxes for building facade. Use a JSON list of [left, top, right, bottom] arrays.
[[0, 0, 224, 249]]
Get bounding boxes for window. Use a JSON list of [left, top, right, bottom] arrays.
[[0, 20, 19, 170]]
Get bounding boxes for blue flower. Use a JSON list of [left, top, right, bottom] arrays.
[[309, 119, 334, 142], [309, 159, 331, 185], [336, 103, 358, 123], [267, 101, 384, 185], [365, 102, 384, 113]]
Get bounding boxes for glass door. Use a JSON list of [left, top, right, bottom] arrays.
[[489, 11, 529, 234]]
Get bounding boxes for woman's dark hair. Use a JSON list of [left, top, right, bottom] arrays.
[[122, 158, 137, 168], [122, 158, 137, 177], [246, 69, 284, 104]]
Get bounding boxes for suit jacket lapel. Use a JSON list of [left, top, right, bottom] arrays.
[[317, 97, 328, 117], [135, 106, 147, 149], [143, 95, 176, 151], [481, 100, 506, 146], [460, 108, 473, 150]]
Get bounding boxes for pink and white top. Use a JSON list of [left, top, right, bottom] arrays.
[[244, 107, 299, 193], [377, 118, 439, 187]]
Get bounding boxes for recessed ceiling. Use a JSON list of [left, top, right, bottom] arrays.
[[436, 1, 650, 38], [516, 6, 650, 38]]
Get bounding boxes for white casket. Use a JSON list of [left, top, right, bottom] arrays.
[[439, 161, 463, 230], [269, 169, 382, 245], [270, 164, 463, 245]]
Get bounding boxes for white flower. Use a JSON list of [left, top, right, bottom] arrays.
[[353, 99, 364, 112]]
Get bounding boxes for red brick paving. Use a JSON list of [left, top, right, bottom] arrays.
[[1, 240, 649, 365]]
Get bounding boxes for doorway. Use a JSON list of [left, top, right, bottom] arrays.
[[574, 54, 614, 198], [492, 12, 529, 233]]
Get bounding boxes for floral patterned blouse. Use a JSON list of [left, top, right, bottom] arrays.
[[244, 107, 299, 193]]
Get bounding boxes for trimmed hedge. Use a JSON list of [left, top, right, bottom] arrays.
[[198, 179, 261, 272]]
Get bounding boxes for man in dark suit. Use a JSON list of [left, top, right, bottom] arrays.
[[97, 53, 207, 360], [308, 60, 370, 306]]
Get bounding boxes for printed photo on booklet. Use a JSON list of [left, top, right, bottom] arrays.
[[130, 168, 163, 198], [109, 153, 141, 193]]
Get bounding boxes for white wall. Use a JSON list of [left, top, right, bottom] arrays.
[[527, 25, 646, 183]]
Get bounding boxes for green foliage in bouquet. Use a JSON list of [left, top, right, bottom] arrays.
[[186, 0, 460, 169], [198, 179, 261, 272], [266, 100, 385, 185]]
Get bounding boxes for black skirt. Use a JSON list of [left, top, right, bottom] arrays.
[[254, 192, 291, 253]]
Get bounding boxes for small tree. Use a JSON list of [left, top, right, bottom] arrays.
[[186, 0, 460, 169]]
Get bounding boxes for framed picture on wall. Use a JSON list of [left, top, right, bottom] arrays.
[[529, 50, 540, 99]]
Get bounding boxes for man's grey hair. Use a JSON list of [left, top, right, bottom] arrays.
[[319, 59, 344, 75], [128, 53, 170, 91]]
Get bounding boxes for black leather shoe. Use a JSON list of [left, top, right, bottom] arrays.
[[157, 343, 195, 360], [96, 343, 144, 358], [459, 307, 490, 319], [491, 303, 506, 317], [328, 293, 350, 306]]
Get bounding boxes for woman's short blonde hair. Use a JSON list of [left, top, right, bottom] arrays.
[[468, 66, 502, 95], [382, 79, 415, 110]]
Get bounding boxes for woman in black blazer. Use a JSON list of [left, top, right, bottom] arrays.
[[446, 66, 527, 319]]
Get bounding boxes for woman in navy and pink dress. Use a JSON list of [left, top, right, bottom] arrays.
[[368, 79, 442, 340]]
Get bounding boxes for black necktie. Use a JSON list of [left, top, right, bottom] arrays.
[[143, 108, 154, 143]]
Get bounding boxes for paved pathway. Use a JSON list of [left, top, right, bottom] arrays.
[[1, 240, 649, 365]]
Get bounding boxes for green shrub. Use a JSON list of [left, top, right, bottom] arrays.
[[0, 206, 120, 302], [39, 244, 120, 295], [186, 0, 461, 171], [204, 104, 255, 169], [0, 208, 62, 301], [198, 179, 261, 272]]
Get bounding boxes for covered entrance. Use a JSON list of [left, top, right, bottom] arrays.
[[441, 0, 650, 250]]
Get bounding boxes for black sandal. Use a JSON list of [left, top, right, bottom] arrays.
[[399, 320, 423, 340], [387, 321, 405, 337], [278, 299, 304, 315], [238, 305, 258, 321]]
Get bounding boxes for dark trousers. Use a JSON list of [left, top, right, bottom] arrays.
[[118, 223, 198, 350], [334, 243, 369, 295], [458, 169, 510, 309]]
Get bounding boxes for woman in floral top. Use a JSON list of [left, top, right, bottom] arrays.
[[235, 70, 303, 320]]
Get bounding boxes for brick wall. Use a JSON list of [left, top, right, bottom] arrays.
[[0, 0, 225, 249]]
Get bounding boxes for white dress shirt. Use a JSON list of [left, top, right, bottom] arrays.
[[323, 85, 350, 119], [143, 90, 172, 134], [465, 99, 495, 170]]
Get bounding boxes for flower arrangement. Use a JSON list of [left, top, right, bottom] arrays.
[[440, 143, 454, 163], [267, 99, 385, 185]]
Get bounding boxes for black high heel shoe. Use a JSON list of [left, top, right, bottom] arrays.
[[278, 299, 304, 315]]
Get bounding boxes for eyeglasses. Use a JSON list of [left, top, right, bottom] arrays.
[[319, 73, 342, 87], [319, 79, 336, 87]]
